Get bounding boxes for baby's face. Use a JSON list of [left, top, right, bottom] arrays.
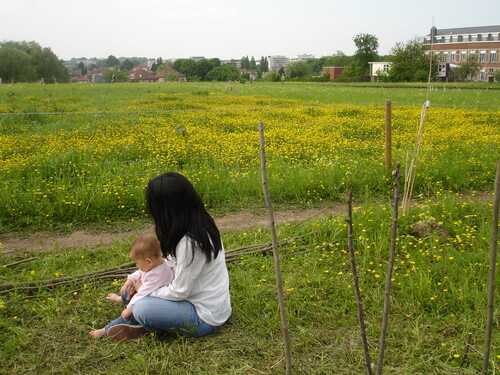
[[131, 255, 154, 272]]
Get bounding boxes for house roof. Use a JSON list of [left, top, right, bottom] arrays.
[[129, 69, 158, 80], [156, 67, 186, 78], [428, 25, 500, 36]]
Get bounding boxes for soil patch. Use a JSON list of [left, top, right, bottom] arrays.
[[0, 205, 346, 254]]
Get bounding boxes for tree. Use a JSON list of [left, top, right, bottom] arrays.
[[0, 41, 68, 83], [103, 69, 128, 82], [450, 54, 481, 81], [240, 56, 250, 69], [250, 56, 256, 69], [105, 55, 120, 67], [388, 38, 435, 82], [259, 56, 269, 72], [120, 58, 136, 71], [342, 34, 379, 80], [194, 59, 214, 81], [286, 61, 311, 79], [495, 69, 500, 83], [206, 63, 239, 81], [172, 58, 198, 80], [77, 61, 87, 75], [0, 46, 37, 82]]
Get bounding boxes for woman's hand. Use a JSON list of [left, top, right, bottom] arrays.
[[121, 308, 132, 320]]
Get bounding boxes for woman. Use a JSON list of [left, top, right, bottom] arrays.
[[108, 172, 231, 341]]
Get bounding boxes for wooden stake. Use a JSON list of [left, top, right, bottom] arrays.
[[385, 100, 392, 178], [259, 122, 292, 375], [377, 162, 401, 375], [482, 159, 500, 375], [346, 189, 373, 375]]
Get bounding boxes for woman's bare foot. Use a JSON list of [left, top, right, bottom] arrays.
[[89, 328, 106, 338], [107, 293, 124, 305]]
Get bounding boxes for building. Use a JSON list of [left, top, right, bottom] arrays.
[[290, 54, 315, 63], [129, 66, 186, 82], [423, 25, 500, 82], [240, 69, 258, 80], [156, 67, 186, 82], [268, 55, 290, 72], [321, 66, 345, 80], [368, 62, 391, 82]]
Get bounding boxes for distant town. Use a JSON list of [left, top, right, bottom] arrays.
[[1, 25, 499, 84]]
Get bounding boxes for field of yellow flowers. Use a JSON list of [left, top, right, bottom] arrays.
[[0, 84, 499, 230]]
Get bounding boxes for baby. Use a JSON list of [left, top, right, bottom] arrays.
[[89, 234, 174, 339]]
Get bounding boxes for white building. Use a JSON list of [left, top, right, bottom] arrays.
[[368, 62, 391, 82], [290, 54, 315, 63], [268, 55, 290, 71]]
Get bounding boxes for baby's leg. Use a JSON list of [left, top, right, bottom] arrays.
[[88, 328, 106, 338], [107, 293, 125, 305]]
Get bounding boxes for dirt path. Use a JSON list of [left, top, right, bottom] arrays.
[[0, 205, 346, 254]]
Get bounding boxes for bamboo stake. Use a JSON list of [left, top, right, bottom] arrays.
[[259, 122, 292, 375], [461, 332, 473, 367], [402, 101, 430, 211], [377, 162, 401, 375], [346, 189, 373, 375], [482, 159, 500, 375]]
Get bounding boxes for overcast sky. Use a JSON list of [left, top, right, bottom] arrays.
[[3, 0, 500, 61]]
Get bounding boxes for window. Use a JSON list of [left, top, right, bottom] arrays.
[[440, 36, 445, 43], [479, 71, 485, 81], [489, 68, 496, 73], [383, 65, 389, 72], [477, 34, 483, 41], [490, 51, 497, 63], [449, 36, 453, 42], [458, 35, 463, 42], [480, 51, 486, 62], [487, 34, 493, 41], [450, 52, 456, 62], [461, 52, 467, 62], [443, 52, 448, 62], [468, 35, 472, 41]]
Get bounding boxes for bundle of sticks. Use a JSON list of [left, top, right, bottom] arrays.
[[0, 233, 338, 298]]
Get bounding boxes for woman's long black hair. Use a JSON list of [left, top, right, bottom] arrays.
[[146, 172, 222, 262]]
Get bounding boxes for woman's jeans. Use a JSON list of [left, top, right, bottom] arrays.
[[132, 296, 222, 338]]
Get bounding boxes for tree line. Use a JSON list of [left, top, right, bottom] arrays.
[[1, 35, 498, 84]]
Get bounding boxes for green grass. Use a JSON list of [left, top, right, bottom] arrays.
[[1, 81, 500, 108], [1, 194, 498, 374]]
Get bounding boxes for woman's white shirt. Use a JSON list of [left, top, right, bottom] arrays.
[[151, 235, 231, 326]]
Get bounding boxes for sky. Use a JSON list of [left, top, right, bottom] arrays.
[[3, 0, 500, 61]]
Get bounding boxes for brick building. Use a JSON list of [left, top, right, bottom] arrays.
[[321, 66, 345, 80], [423, 25, 500, 82]]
